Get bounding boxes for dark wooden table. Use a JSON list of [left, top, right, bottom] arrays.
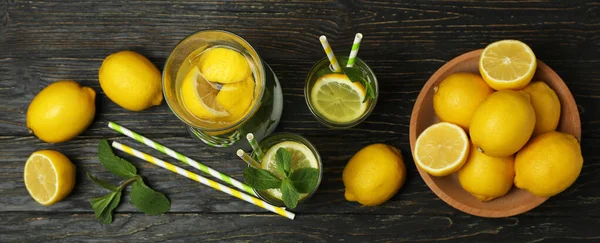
[[1, 1, 599, 242]]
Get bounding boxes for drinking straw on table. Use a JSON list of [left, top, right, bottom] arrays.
[[107, 121, 257, 197], [236, 149, 261, 169], [246, 133, 264, 162], [319, 35, 342, 72], [111, 141, 295, 220], [346, 33, 363, 67]]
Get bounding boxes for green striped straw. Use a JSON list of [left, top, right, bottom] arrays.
[[346, 33, 363, 67], [246, 133, 264, 162], [236, 149, 261, 169], [108, 121, 257, 197]]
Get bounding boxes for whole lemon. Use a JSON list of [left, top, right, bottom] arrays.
[[458, 144, 515, 201], [343, 144, 406, 206], [27, 80, 96, 143], [198, 47, 251, 84], [470, 90, 536, 157], [433, 73, 493, 130], [515, 131, 583, 197], [99, 50, 163, 111], [522, 81, 561, 135]]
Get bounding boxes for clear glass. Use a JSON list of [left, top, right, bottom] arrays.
[[163, 30, 283, 150], [251, 133, 323, 208], [304, 56, 378, 129]]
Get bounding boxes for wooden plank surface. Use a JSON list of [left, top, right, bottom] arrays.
[[1, 0, 599, 242]]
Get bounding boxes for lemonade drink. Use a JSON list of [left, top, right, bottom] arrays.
[[305, 56, 378, 128], [163, 30, 283, 149], [252, 133, 322, 206]]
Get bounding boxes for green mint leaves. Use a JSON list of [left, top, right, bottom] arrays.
[[342, 67, 375, 103], [243, 148, 319, 209], [88, 140, 171, 224]]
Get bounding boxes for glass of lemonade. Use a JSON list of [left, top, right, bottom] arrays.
[[163, 30, 283, 149], [305, 56, 378, 128], [251, 133, 322, 207]]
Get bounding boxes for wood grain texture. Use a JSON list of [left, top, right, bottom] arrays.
[[0, 0, 599, 242]]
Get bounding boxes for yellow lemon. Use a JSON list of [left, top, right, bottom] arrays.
[[216, 76, 256, 122], [99, 50, 163, 111], [522, 81, 561, 135], [343, 144, 405, 206], [458, 144, 515, 201], [180, 66, 229, 120], [27, 80, 96, 143], [470, 90, 536, 157], [198, 47, 251, 84], [24, 150, 76, 206], [414, 122, 470, 176], [515, 131, 583, 197], [479, 39, 537, 90], [433, 73, 493, 130]]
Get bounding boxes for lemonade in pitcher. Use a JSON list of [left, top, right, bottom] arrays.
[[163, 30, 283, 149]]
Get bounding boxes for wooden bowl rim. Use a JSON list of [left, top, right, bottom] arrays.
[[409, 49, 581, 218]]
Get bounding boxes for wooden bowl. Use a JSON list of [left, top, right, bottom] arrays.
[[409, 49, 581, 218]]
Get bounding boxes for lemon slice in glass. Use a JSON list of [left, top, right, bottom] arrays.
[[261, 141, 319, 200], [180, 66, 229, 120], [310, 73, 368, 123]]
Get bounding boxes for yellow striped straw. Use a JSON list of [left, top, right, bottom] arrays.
[[319, 35, 342, 72], [111, 141, 295, 220], [236, 149, 261, 169]]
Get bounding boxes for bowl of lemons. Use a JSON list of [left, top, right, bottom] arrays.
[[409, 40, 582, 217]]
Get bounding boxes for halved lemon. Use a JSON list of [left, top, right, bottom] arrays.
[[261, 141, 319, 200], [24, 150, 76, 206], [414, 122, 470, 177], [180, 66, 229, 120], [310, 73, 367, 123], [479, 39, 537, 90]]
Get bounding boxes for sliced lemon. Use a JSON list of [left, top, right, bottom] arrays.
[[479, 39, 537, 90], [414, 122, 470, 177], [180, 66, 229, 120], [198, 47, 251, 84], [310, 73, 367, 123], [261, 141, 319, 200], [24, 150, 76, 206], [216, 76, 255, 122]]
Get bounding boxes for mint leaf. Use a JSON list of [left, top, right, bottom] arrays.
[[86, 172, 118, 192], [276, 148, 292, 176], [316, 67, 335, 77], [289, 168, 320, 193], [281, 179, 299, 209], [90, 190, 122, 224], [98, 140, 137, 178], [243, 167, 282, 190], [130, 178, 171, 215], [342, 67, 375, 103]]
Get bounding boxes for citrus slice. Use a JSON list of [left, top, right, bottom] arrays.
[[414, 122, 470, 177], [479, 39, 537, 90], [24, 150, 76, 206], [180, 66, 229, 120], [198, 47, 251, 84], [216, 76, 255, 122], [261, 141, 319, 200], [310, 73, 367, 123]]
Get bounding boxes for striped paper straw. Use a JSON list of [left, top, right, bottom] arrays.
[[346, 33, 363, 67], [112, 142, 295, 220], [319, 35, 342, 72], [236, 149, 261, 169], [246, 133, 264, 162], [107, 121, 257, 197]]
